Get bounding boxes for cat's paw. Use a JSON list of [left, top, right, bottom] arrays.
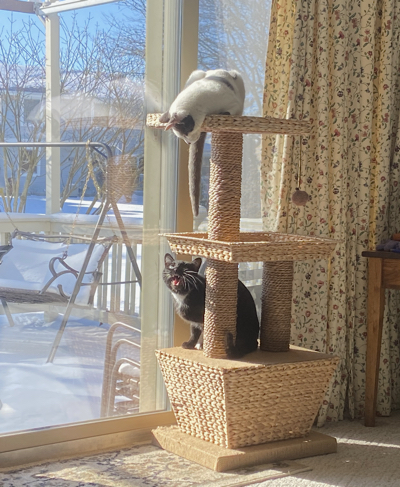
[[182, 341, 196, 349]]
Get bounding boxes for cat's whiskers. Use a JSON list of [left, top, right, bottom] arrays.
[[183, 273, 199, 289]]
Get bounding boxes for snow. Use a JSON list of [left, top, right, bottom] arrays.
[[0, 314, 103, 433], [0, 191, 144, 224], [0, 312, 141, 434], [0, 193, 144, 435]]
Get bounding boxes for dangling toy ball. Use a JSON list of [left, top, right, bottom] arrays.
[[292, 188, 309, 206]]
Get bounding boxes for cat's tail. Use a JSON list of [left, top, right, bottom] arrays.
[[188, 131, 206, 217]]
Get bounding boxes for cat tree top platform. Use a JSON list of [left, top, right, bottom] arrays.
[[162, 231, 338, 263], [146, 113, 312, 135]]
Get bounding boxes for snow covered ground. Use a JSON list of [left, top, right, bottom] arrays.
[[18, 191, 144, 222], [0, 312, 141, 434], [0, 313, 105, 433], [0, 193, 144, 435]]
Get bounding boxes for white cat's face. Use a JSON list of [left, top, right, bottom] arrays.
[[173, 126, 202, 144], [159, 110, 199, 143]]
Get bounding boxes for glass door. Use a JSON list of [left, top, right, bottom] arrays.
[[0, 0, 186, 455]]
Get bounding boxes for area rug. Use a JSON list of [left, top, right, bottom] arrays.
[[0, 444, 311, 487]]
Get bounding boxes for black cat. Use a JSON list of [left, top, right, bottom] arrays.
[[162, 253, 259, 358]]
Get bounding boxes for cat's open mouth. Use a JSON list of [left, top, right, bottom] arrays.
[[171, 276, 180, 286]]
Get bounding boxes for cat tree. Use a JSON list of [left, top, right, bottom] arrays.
[[146, 113, 339, 471]]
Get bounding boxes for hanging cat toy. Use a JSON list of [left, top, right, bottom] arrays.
[[291, 135, 310, 206]]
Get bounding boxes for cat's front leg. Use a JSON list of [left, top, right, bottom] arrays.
[[182, 323, 203, 349], [197, 330, 203, 349]]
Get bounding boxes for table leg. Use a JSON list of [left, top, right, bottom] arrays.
[[365, 257, 385, 426]]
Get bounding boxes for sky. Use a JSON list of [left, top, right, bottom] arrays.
[[0, 1, 127, 44]]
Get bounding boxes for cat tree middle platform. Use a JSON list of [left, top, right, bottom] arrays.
[[147, 113, 339, 471]]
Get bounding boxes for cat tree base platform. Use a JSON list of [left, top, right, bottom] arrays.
[[155, 346, 339, 450], [152, 425, 337, 472]]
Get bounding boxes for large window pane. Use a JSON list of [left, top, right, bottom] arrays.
[[197, 0, 271, 312], [0, 0, 175, 435]]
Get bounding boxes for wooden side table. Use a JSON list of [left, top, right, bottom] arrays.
[[362, 251, 400, 426]]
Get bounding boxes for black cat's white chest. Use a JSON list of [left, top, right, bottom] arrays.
[[171, 291, 189, 307]]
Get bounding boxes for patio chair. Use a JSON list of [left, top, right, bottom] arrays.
[[0, 230, 118, 360], [101, 321, 140, 417]]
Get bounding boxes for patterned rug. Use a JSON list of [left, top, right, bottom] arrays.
[[0, 444, 311, 487]]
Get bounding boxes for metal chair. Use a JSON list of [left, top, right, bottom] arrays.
[[101, 321, 141, 417], [0, 230, 117, 359]]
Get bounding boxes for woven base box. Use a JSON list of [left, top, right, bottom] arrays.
[[156, 346, 339, 449]]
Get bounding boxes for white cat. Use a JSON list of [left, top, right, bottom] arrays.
[[159, 69, 245, 216]]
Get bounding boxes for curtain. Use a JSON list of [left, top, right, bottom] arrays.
[[261, 0, 400, 423]]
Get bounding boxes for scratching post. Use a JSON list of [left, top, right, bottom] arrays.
[[261, 261, 293, 352], [205, 132, 242, 358], [208, 132, 242, 241], [204, 260, 238, 358], [147, 113, 339, 471]]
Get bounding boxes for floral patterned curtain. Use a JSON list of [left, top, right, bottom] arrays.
[[262, 0, 400, 423]]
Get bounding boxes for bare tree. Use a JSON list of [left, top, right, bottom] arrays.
[[57, 13, 145, 208], [104, 0, 146, 76], [198, 0, 270, 114], [197, 0, 270, 218], [0, 11, 145, 212], [0, 16, 46, 212]]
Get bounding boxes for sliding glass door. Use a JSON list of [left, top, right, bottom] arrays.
[[0, 0, 272, 467], [0, 0, 195, 464]]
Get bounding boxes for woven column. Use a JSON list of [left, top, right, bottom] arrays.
[[204, 131, 243, 358], [260, 261, 294, 352]]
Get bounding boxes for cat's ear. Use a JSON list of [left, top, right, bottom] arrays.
[[228, 70, 238, 79], [164, 253, 174, 267], [192, 257, 202, 272], [161, 112, 182, 131], [159, 112, 170, 124]]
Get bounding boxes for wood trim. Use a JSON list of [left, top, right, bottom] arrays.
[[174, 0, 199, 348], [176, 0, 199, 237], [0, 411, 175, 454], [0, 412, 176, 470], [364, 258, 385, 426], [382, 259, 400, 289], [362, 250, 400, 260]]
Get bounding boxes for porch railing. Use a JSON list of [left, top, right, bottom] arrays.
[[0, 212, 142, 324]]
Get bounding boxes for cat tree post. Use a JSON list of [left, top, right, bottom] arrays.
[[204, 131, 243, 358], [261, 261, 294, 351]]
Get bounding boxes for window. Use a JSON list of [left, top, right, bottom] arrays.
[[196, 0, 271, 312], [24, 98, 41, 123], [0, 0, 271, 467], [0, 0, 185, 466]]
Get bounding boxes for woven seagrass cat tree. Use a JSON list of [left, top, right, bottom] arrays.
[[146, 113, 340, 471]]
